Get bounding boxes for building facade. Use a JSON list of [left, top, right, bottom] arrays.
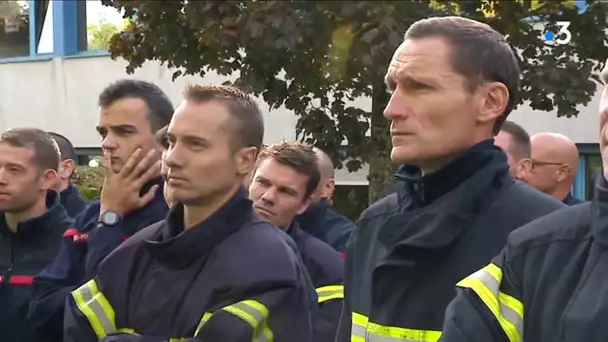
[[0, 1, 600, 201]]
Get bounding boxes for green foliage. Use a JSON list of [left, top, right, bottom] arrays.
[[103, 0, 608, 205], [87, 18, 121, 51], [72, 166, 104, 201]]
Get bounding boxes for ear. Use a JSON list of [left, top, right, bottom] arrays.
[[515, 158, 531, 181], [40, 169, 58, 191], [556, 164, 571, 182], [235, 146, 258, 177], [323, 178, 336, 200], [477, 82, 509, 125], [296, 196, 312, 215], [61, 159, 76, 180]]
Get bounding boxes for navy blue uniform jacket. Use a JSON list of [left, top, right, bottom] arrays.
[[63, 188, 316, 342], [288, 221, 344, 341], [0, 191, 72, 342], [440, 173, 608, 342], [28, 181, 167, 341]]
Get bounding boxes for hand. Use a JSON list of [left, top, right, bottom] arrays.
[[99, 148, 161, 217]]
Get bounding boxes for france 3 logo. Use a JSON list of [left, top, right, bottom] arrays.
[[542, 21, 572, 45]]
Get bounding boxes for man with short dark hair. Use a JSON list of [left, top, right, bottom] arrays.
[[296, 148, 354, 253], [29, 79, 173, 341], [0, 128, 73, 342], [337, 16, 565, 341], [155, 125, 173, 206], [64, 85, 316, 342], [438, 58, 608, 342], [494, 121, 532, 180], [249, 142, 344, 340], [47, 132, 87, 217]]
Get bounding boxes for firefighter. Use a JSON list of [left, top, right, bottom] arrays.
[[438, 60, 608, 342], [64, 85, 316, 342], [0, 128, 73, 342], [29, 80, 172, 342], [248, 142, 344, 341], [335, 16, 565, 341]]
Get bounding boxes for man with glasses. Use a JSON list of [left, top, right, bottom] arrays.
[[525, 132, 585, 205]]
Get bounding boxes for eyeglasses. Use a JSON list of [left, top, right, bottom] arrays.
[[530, 159, 564, 169]]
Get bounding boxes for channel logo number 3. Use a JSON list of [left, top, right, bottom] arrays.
[[543, 21, 572, 45]]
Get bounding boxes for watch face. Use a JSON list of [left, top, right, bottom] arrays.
[[102, 211, 119, 225]]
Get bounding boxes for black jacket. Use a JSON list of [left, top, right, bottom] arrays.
[[296, 200, 354, 253], [562, 192, 585, 206], [336, 140, 565, 341], [440, 173, 608, 342], [28, 180, 167, 342], [64, 188, 317, 342], [0, 191, 73, 342], [59, 184, 87, 218], [288, 221, 344, 341]]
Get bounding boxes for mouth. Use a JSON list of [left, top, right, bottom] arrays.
[[254, 205, 275, 217], [167, 176, 188, 185], [391, 131, 411, 137]]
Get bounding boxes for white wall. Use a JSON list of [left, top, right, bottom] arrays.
[[0, 56, 601, 184]]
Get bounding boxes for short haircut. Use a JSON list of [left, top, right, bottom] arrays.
[[312, 147, 335, 179], [98, 79, 174, 131], [155, 125, 169, 150], [257, 142, 320, 199], [0, 127, 60, 171], [183, 84, 264, 151], [47, 132, 76, 161], [404, 16, 520, 133], [499, 120, 531, 159]]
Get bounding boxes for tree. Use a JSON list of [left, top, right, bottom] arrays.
[[87, 18, 121, 51], [104, 0, 608, 205]]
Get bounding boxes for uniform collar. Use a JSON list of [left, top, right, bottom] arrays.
[[145, 187, 254, 267], [394, 139, 504, 207], [0, 190, 68, 238], [590, 171, 608, 246]]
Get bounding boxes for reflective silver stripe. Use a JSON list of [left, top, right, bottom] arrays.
[[472, 269, 523, 334], [225, 301, 267, 327], [351, 322, 368, 338], [458, 264, 524, 342]]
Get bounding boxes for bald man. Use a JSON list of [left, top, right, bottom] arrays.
[[296, 148, 355, 253], [525, 132, 585, 205]]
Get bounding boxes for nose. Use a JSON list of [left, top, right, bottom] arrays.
[[260, 188, 276, 206], [383, 90, 410, 121], [101, 132, 118, 151], [0, 168, 8, 185], [164, 144, 183, 170]]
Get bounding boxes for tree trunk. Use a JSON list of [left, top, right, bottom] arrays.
[[367, 83, 397, 205]]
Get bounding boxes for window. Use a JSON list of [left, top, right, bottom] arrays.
[[585, 154, 602, 200], [75, 148, 102, 166], [85, 1, 124, 51], [0, 1, 29, 58]]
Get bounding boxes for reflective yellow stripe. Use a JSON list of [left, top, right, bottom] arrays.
[[193, 300, 274, 341], [71, 280, 234, 341], [71, 279, 117, 339], [350, 312, 441, 341], [316, 285, 344, 303], [456, 263, 524, 342]]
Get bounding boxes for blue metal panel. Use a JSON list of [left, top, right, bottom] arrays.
[[52, 0, 79, 57], [573, 156, 587, 200], [576, 0, 587, 13], [27, 0, 37, 56]]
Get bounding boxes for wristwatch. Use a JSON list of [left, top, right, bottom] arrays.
[[99, 210, 121, 227]]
